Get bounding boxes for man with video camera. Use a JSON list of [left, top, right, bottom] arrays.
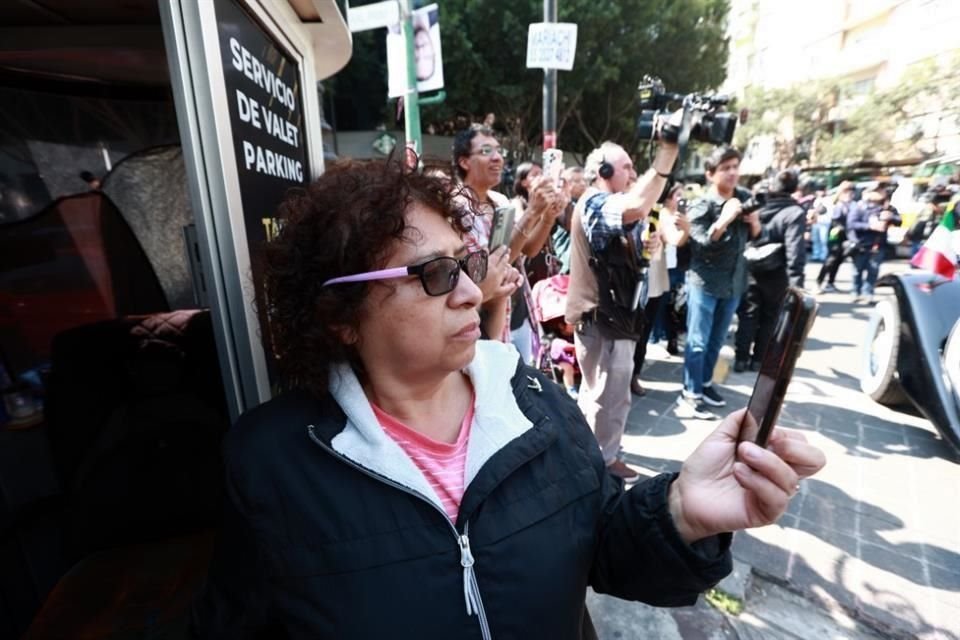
[[565, 135, 677, 481], [679, 146, 761, 419]]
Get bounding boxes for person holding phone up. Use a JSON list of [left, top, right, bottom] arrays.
[[654, 183, 693, 356], [451, 124, 564, 341], [192, 157, 827, 639]]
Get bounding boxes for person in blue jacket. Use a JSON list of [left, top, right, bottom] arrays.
[[846, 187, 902, 304], [192, 157, 826, 639]]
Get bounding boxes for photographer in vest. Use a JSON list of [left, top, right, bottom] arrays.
[[565, 136, 678, 481]]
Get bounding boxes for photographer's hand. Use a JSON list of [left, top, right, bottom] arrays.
[[719, 198, 743, 225], [708, 198, 742, 241], [655, 108, 685, 148], [621, 136, 679, 224], [742, 210, 762, 239], [644, 229, 663, 258]]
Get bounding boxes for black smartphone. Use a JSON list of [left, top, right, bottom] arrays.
[[739, 288, 819, 448], [488, 205, 515, 251]]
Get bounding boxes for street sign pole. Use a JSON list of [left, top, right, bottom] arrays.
[[542, 0, 558, 150], [400, 0, 422, 159]]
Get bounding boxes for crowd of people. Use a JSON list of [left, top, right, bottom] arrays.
[[189, 123, 827, 638]]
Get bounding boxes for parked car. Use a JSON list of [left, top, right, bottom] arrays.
[[860, 270, 960, 454]]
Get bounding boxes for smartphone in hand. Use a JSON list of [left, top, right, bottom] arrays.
[[488, 205, 516, 251], [739, 288, 819, 447], [542, 148, 564, 183]]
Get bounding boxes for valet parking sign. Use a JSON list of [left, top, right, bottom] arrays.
[[212, 0, 311, 381], [215, 0, 309, 248]]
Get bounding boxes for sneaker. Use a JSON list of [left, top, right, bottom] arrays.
[[733, 359, 748, 373], [852, 295, 863, 304], [630, 376, 647, 396], [607, 459, 640, 481], [822, 283, 838, 293], [749, 360, 762, 372], [676, 394, 719, 420], [701, 385, 726, 407], [864, 294, 875, 305], [666, 339, 680, 356]]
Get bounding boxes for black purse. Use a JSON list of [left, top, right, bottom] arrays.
[[744, 242, 786, 273]]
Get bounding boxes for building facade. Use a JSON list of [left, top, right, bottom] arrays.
[[724, 0, 960, 171]]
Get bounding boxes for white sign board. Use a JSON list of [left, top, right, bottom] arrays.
[[348, 0, 399, 33], [386, 4, 444, 98], [526, 22, 578, 71]]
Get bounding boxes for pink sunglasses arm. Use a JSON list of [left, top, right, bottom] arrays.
[[322, 266, 411, 287]]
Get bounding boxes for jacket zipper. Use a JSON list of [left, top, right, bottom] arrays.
[[307, 425, 493, 640]]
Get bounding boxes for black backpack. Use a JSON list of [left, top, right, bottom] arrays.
[[585, 198, 647, 340]]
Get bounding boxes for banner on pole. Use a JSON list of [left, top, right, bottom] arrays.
[[526, 22, 578, 71], [386, 4, 444, 98]]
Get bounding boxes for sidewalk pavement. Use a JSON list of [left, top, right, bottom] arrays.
[[589, 260, 960, 639]]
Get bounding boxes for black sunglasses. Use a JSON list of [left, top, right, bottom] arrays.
[[322, 250, 488, 297]]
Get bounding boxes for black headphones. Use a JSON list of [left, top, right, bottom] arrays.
[[598, 157, 614, 180]]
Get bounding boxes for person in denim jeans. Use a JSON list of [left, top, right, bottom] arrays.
[[809, 189, 832, 262], [846, 188, 901, 304], [679, 147, 761, 419]]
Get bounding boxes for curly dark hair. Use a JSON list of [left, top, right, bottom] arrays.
[[263, 157, 474, 394]]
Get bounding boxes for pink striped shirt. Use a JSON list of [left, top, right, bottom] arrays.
[[373, 399, 474, 521]]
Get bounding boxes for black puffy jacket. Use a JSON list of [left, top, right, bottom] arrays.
[[756, 195, 808, 289], [192, 342, 731, 639]]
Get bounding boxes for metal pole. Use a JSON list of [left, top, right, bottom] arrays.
[[542, 0, 558, 150], [400, 0, 422, 158]]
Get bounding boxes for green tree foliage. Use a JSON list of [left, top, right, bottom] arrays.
[[330, 0, 730, 161], [733, 54, 960, 169]]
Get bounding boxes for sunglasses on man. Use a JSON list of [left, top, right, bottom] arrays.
[[470, 145, 502, 157], [322, 250, 488, 297]]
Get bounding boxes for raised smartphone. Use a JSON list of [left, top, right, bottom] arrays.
[[739, 288, 819, 448], [488, 205, 515, 250], [542, 148, 564, 183]]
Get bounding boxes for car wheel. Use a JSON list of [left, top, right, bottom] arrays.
[[860, 299, 908, 405]]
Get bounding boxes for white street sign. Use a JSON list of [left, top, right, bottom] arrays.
[[347, 1, 399, 33], [526, 22, 578, 71]]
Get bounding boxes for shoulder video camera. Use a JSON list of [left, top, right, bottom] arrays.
[[636, 75, 738, 146]]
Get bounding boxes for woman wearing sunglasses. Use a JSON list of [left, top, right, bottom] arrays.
[[194, 158, 825, 639]]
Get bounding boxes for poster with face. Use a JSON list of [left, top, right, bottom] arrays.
[[386, 4, 443, 98]]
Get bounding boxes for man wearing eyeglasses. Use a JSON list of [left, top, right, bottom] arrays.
[[565, 134, 678, 481], [452, 124, 563, 341]]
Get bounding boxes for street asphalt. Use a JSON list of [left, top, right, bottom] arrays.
[[588, 259, 960, 639]]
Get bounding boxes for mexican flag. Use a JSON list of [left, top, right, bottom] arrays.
[[911, 204, 960, 279]]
